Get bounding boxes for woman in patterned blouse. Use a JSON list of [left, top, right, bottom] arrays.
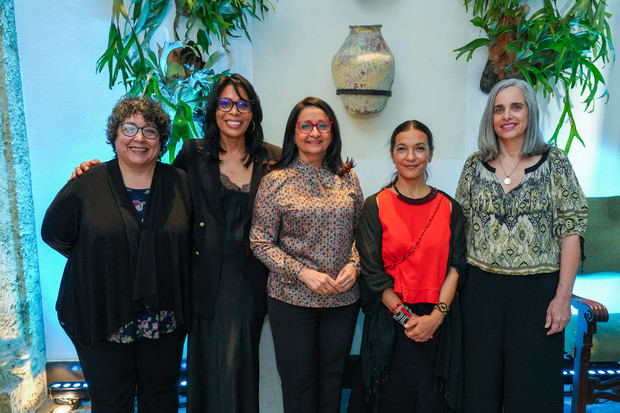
[[250, 96, 363, 413], [455, 79, 588, 413]]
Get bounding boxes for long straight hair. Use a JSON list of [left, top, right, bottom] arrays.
[[202, 73, 265, 166], [272, 97, 353, 176], [478, 78, 548, 162]]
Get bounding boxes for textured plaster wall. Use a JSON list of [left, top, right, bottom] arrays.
[[0, 1, 47, 411]]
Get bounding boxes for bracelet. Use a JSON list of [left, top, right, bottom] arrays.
[[348, 258, 361, 272], [391, 301, 403, 314], [434, 302, 449, 315]]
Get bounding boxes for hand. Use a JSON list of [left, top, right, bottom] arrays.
[[298, 267, 339, 295], [69, 159, 100, 182], [545, 293, 572, 336], [404, 312, 442, 342], [334, 263, 358, 293]]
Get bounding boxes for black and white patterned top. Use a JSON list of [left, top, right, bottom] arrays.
[[455, 146, 588, 276]]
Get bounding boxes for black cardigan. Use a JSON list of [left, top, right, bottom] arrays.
[[355, 189, 467, 413], [172, 139, 281, 318], [41, 160, 192, 345]]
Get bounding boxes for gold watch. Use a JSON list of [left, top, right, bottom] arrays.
[[434, 302, 449, 314]]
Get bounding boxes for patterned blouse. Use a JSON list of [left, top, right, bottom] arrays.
[[455, 146, 588, 276], [250, 158, 363, 308], [107, 188, 176, 343]]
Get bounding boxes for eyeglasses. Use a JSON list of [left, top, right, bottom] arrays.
[[120, 123, 160, 140], [296, 120, 333, 134], [216, 98, 252, 113]]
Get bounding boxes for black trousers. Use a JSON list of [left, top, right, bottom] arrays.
[[380, 303, 446, 413], [462, 267, 564, 413], [71, 328, 186, 413], [268, 297, 360, 413]]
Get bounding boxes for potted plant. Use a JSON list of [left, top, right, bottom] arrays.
[[97, 0, 274, 161], [454, 0, 614, 152]]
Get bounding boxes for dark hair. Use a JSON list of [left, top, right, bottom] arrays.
[[389, 120, 434, 153], [106, 96, 170, 158], [387, 120, 434, 185], [272, 96, 353, 176], [202, 73, 265, 167], [478, 78, 548, 162]]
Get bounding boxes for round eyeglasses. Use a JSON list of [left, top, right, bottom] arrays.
[[120, 123, 160, 140], [217, 98, 252, 114], [296, 120, 333, 135]]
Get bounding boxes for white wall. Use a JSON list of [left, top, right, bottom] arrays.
[[14, 0, 620, 363], [251, 0, 620, 198], [251, 0, 472, 197]]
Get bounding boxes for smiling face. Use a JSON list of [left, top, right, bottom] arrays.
[[215, 84, 253, 141], [493, 86, 529, 144], [294, 106, 332, 166], [391, 128, 432, 182], [115, 112, 160, 169]]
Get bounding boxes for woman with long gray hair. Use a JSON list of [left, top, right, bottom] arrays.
[[455, 79, 588, 412]]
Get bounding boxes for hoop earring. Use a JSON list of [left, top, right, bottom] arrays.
[[248, 120, 256, 133]]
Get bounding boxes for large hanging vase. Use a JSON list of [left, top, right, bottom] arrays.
[[331, 25, 395, 116]]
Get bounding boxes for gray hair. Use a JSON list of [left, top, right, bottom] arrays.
[[478, 78, 548, 162]]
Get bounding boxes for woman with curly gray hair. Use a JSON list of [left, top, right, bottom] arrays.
[[42, 96, 192, 412]]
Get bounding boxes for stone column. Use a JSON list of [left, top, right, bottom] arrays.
[[0, 1, 47, 412]]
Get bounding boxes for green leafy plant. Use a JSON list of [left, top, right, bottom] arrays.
[[97, 0, 274, 161], [454, 0, 614, 152]]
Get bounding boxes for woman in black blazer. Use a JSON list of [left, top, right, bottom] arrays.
[[172, 74, 280, 413]]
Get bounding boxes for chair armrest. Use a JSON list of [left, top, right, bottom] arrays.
[[570, 294, 610, 413], [571, 294, 609, 324]]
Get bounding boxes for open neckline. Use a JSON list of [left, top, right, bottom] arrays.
[[482, 149, 549, 194]]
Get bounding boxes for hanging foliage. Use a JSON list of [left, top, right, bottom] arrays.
[[97, 0, 274, 161], [454, 0, 614, 153]]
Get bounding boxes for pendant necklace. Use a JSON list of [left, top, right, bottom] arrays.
[[498, 157, 521, 185]]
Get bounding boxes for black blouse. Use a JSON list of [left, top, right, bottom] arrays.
[[172, 139, 281, 319], [41, 160, 192, 345]]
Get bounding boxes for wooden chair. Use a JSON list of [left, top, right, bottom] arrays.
[[566, 196, 620, 413]]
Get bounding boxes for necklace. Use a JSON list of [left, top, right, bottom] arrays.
[[497, 157, 521, 185], [393, 184, 437, 205]]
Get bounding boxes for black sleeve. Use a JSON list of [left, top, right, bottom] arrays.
[[447, 195, 467, 288], [172, 140, 190, 171], [41, 181, 80, 258], [356, 193, 394, 296]]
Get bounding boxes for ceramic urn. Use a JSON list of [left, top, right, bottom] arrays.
[[331, 25, 395, 116]]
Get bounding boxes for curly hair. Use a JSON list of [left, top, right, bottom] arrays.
[[106, 96, 170, 158], [202, 73, 265, 167], [272, 96, 353, 176]]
